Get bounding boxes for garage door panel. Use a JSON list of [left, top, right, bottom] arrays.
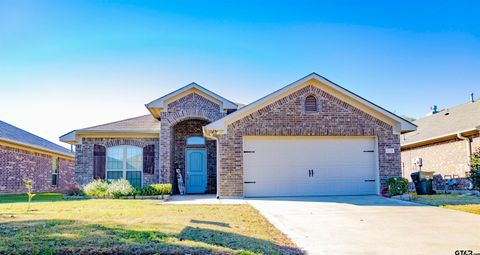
[[243, 136, 377, 197]]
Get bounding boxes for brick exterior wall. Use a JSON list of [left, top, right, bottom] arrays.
[[471, 134, 480, 154], [172, 119, 217, 193], [217, 84, 400, 197], [0, 145, 75, 194], [401, 139, 470, 179], [74, 137, 159, 186], [401, 132, 480, 189], [159, 92, 225, 192]]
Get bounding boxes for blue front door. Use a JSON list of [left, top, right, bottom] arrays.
[[186, 149, 207, 193]]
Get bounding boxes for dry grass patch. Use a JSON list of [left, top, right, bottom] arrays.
[[0, 198, 302, 254], [411, 193, 480, 215]]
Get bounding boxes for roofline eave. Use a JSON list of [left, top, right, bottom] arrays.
[[0, 137, 74, 158], [401, 128, 480, 148]]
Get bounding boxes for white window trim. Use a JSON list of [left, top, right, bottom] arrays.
[[106, 145, 143, 187]]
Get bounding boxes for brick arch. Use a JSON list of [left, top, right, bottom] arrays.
[[164, 109, 221, 126], [159, 92, 227, 189]]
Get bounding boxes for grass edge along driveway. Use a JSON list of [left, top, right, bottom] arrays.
[[0, 194, 302, 255], [411, 193, 480, 215]]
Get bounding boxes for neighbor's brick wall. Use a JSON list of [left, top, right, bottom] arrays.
[[159, 92, 225, 188], [401, 139, 470, 180], [0, 145, 75, 194], [172, 119, 217, 193], [471, 134, 480, 154], [75, 138, 159, 186], [401, 132, 480, 183], [217, 84, 400, 197]]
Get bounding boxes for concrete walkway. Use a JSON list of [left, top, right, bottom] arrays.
[[166, 194, 246, 204], [247, 196, 480, 255]]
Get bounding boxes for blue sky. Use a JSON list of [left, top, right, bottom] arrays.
[[1, 1, 479, 147]]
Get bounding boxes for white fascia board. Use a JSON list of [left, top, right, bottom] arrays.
[[59, 130, 76, 143], [205, 73, 417, 133], [59, 130, 160, 144], [401, 128, 479, 148], [1, 137, 74, 158]]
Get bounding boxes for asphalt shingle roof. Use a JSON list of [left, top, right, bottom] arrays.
[[79, 114, 160, 132], [0, 120, 73, 156], [401, 100, 480, 146]]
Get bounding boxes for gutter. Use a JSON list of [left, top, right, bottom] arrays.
[[401, 128, 480, 148], [457, 133, 472, 161], [0, 137, 74, 159]]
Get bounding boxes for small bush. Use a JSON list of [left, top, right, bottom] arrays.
[[64, 185, 85, 196], [107, 179, 135, 198], [387, 177, 409, 196], [83, 179, 109, 197], [138, 184, 173, 196], [151, 184, 172, 195], [469, 147, 480, 189]]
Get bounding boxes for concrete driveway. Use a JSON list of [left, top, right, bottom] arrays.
[[247, 196, 480, 255]]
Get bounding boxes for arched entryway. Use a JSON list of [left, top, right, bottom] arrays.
[[171, 118, 217, 194]]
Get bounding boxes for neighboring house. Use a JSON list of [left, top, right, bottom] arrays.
[[401, 99, 480, 188], [60, 73, 415, 197], [0, 120, 75, 194]]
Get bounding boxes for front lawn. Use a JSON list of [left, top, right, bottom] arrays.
[[0, 192, 64, 203], [0, 197, 301, 254], [411, 193, 480, 215]]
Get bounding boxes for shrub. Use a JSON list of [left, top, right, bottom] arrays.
[[64, 185, 85, 196], [83, 179, 109, 197], [139, 184, 173, 196], [386, 177, 409, 196], [469, 147, 480, 189], [107, 179, 135, 198], [152, 184, 172, 195]]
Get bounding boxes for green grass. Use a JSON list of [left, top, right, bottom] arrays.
[[411, 193, 480, 215], [0, 197, 301, 254], [0, 192, 64, 203]]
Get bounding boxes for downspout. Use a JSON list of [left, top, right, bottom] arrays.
[[457, 133, 472, 164]]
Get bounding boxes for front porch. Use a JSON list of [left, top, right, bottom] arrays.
[[168, 118, 218, 194]]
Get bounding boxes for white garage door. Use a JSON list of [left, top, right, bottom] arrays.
[[243, 136, 378, 197]]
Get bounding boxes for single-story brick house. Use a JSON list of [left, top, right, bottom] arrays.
[[60, 73, 415, 197], [0, 120, 75, 194], [401, 99, 480, 189]]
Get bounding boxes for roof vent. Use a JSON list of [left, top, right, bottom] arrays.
[[471, 93, 475, 103], [444, 109, 449, 115]]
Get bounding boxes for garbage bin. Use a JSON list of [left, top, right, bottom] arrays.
[[411, 171, 435, 195]]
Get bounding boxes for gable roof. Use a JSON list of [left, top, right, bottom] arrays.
[[205, 73, 416, 136], [0, 120, 73, 157], [145, 82, 238, 118], [401, 100, 480, 148], [59, 115, 160, 144]]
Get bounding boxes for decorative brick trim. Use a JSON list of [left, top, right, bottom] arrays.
[[75, 137, 159, 186]]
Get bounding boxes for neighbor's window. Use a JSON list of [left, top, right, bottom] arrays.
[[305, 95, 318, 112], [187, 136, 205, 145], [106, 146, 142, 188], [51, 157, 59, 186]]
